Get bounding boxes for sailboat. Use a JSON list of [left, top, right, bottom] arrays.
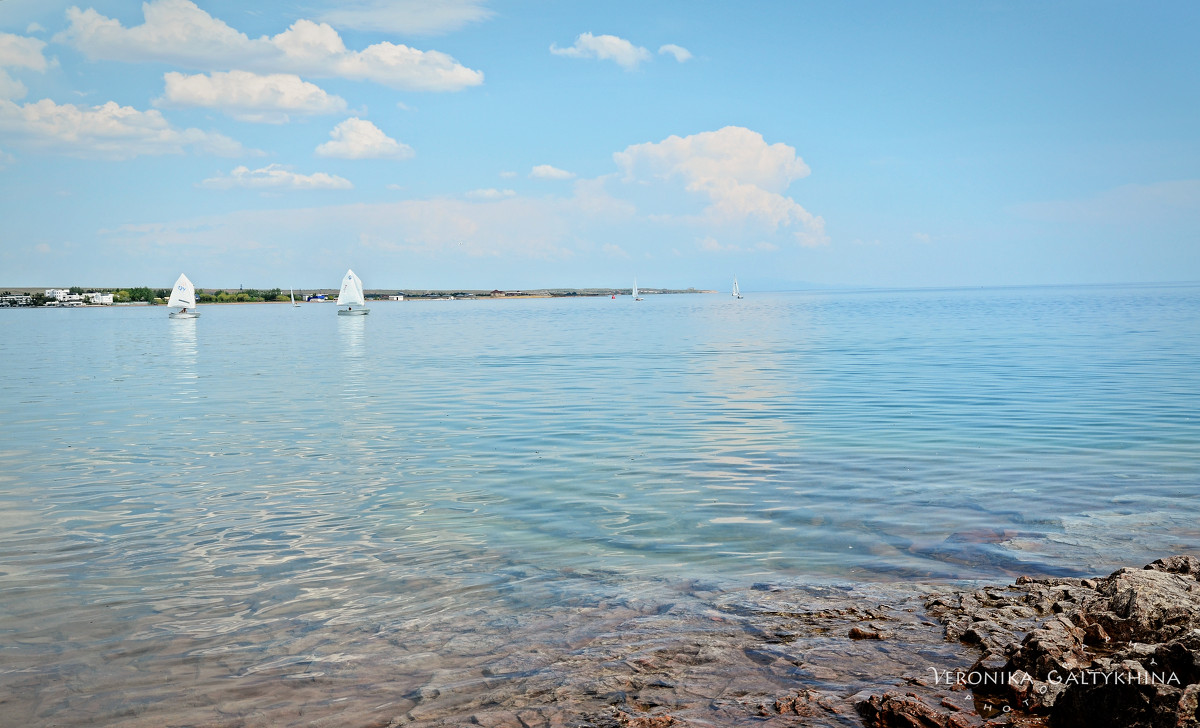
[[290, 288, 299, 307], [732, 277, 743, 299], [633, 278, 643, 301], [336, 269, 370, 315], [167, 273, 200, 318]]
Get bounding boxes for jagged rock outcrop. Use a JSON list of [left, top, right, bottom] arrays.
[[919, 556, 1200, 727]]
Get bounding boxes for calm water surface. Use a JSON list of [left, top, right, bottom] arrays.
[[1, 284, 1198, 724]]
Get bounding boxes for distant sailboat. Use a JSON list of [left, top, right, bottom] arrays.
[[336, 269, 370, 315], [732, 277, 743, 299], [167, 273, 199, 318], [633, 278, 643, 301], [291, 287, 299, 307]]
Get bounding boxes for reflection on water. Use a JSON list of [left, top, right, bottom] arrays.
[[1, 286, 1199, 725], [169, 316, 198, 402]]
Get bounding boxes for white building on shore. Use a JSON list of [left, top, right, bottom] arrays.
[[42, 289, 113, 305]]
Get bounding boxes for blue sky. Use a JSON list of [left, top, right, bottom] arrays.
[[1, 1, 1197, 291]]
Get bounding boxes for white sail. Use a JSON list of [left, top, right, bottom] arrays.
[[337, 269, 365, 307], [732, 277, 742, 298], [632, 279, 638, 298], [290, 288, 295, 304], [167, 273, 196, 308]]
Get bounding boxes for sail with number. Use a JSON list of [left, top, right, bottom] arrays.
[[168, 273, 196, 309], [166, 273, 200, 318]]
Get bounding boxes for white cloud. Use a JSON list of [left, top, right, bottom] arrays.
[[658, 44, 692, 63], [0, 31, 49, 70], [550, 32, 650, 71], [56, 0, 484, 92], [614, 126, 826, 245], [912, 232, 932, 243], [200, 163, 352, 190], [316, 117, 414, 160], [317, 0, 493, 35], [0, 32, 52, 100], [466, 188, 516, 200], [0, 97, 249, 159], [158, 71, 347, 123], [499, 170, 517, 178], [601, 243, 629, 258], [531, 164, 574, 180], [27, 23, 46, 34], [0, 70, 27, 100]]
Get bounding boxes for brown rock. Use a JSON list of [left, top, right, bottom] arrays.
[[1006, 614, 1090, 681], [1086, 567, 1200, 642], [849, 625, 884, 640], [1145, 555, 1200, 576], [856, 690, 983, 727]]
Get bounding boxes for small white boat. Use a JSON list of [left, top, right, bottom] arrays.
[[732, 277, 743, 299], [167, 273, 200, 318], [336, 269, 370, 315], [633, 278, 643, 301], [291, 288, 299, 307]]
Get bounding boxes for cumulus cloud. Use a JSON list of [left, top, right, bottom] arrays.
[[0, 71, 27, 100], [55, 0, 484, 92], [0, 31, 49, 71], [317, 0, 493, 35], [0, 31, 51, 99], [550, 32, 650, 71], [658, 44, 692, 63], [158, 70, 347, 122], [614, 126, 826, 245], [466, 188, 516, 200], [200, 163, 352, 190], [0, 97, 248, 159], [316, 117, 414, 160], [530, 164, 575, 180]]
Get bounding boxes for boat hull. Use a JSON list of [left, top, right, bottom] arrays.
[[168, 311, 200, 318], [337, 308, 370, 316]]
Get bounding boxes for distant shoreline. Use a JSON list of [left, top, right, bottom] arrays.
[[0, 287, 718, 308], [0, 287, 715, 297]]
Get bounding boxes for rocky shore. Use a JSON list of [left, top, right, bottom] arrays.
[[22, 557, 1196, 727], [431, 556, 1200, 728]]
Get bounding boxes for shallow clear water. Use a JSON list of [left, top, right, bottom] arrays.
[[1, 284, 1198, 724]]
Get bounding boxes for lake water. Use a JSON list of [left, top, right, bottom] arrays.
[[2, 284, 1198, 725]]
